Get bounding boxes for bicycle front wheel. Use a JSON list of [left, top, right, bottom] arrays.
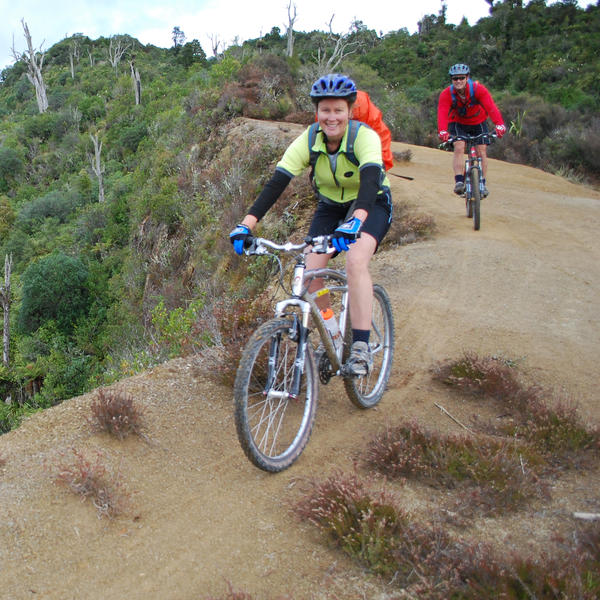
[[465, 196, 473, 218], [343, 285, 395, 409], [470, 168, 481, 231], [234, 318, 318, 472]]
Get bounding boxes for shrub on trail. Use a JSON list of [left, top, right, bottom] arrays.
[[433, 352, 600, 464], [54, 447, 129, 519], [362, 421, 548, 517], [294, 472, 600, 598], [89, 388, 145, 440]]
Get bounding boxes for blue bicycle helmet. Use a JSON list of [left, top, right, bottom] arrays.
[[449, 63, 470, 76], [310, 73, 357, 104]]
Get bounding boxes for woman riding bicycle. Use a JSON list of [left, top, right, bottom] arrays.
[[229, 73, 393, 377], [437, 63, 506, 197]]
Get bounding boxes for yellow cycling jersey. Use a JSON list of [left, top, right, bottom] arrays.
[[276, 122, 390, 204]]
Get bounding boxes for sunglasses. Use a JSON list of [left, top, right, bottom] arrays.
[[452, 76, 467, 81]]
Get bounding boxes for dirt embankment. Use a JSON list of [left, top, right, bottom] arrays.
[[1, 119, 599, 599]]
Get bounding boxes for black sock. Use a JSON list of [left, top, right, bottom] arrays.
[[352, 329, 370, 344], [455, 174, 465, 183]]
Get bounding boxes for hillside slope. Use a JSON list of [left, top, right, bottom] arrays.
[[1, 121, 599, 599]]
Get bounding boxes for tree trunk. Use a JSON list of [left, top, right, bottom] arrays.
[[130, 60, 141, 105], [286, 1, 297, 57], [1, 254, 12, 368], [89, 134, 105, 203]]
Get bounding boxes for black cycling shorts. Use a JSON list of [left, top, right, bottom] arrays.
[[307, 190, 393, 249], [449, 121, 491, 144]]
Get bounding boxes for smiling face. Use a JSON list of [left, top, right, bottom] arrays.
[[451, 74, 468, 92], [316, 98, 351, 146]]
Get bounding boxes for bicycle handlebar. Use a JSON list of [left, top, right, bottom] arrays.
[[439, 132, 498, 150], [244, 235, 336, 256]]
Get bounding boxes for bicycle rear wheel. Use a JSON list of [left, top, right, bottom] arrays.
[[343, 285, 395, 409], [470, 168, 481, 230], [234, 318, 318, 472]]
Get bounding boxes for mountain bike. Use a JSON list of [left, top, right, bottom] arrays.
[[442, 132, 497, 231], [233, 235, 395, 472]]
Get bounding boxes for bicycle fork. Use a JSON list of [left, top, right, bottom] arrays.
[[263, 262, 313, 400], [263, 313, 307, 401], [465, 155, 483, 199], [464, 147, 484, 198]]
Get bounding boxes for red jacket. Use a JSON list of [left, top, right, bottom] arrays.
[[315, 90, 394, 171], [437, 81, 504, 131]]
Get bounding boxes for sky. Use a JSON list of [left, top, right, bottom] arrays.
[[1, 0, 595, 73]]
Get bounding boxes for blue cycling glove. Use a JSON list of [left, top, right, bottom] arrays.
[[229, 224, 253, 255], [331, 217, 362, 252]]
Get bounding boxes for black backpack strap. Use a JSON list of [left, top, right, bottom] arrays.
[[345, 120, 362, 166], [307, 122, 320, 184]]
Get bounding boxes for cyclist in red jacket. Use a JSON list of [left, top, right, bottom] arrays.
[[437, 63, 506, 197]]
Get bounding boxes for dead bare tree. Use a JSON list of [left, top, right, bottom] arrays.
[[1, 254, 12, 368], [89, 134, 105, 203], [314, 15, 360, 73], [130, 59, 141, 105], [285, 1, 297, 57], [68, 37, 81, 79], [11, 19, 48, 113], [208, 33, 223, 57], [87, 46, 96, 67], [107, 36, 131, 70]]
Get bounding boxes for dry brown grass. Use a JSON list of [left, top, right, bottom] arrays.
[[433, 352, 600, 465], [293, 471, 600, 599], [89, 388, 145, 440], [381, 199, 436, 247], [54, 447, 130, 519], [362, 421, 549, 518]]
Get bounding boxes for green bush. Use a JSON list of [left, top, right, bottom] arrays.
[[17, 252, 90, 335], [16, 189, 83, 233], [0, 146, 24, 192]]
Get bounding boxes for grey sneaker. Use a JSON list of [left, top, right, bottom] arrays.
[[482, 185, 489, 197], [454, 181, 465, 195], [345, 341, 373, 376]]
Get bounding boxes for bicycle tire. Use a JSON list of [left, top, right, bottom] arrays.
[[470, 168, 481, 231], [343, 285, 395, 409], [463, 167, 472, 218], [234, 318, 318, 472]]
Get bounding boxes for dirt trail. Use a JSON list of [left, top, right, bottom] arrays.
[[1, 122, 599, 600]]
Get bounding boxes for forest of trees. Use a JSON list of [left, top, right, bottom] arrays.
[[0, 0, 598, 430]]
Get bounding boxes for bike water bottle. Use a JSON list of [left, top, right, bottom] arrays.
[[320, 307, 342, 352]]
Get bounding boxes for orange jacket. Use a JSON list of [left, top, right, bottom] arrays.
[[351, 90, 394, 171]]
